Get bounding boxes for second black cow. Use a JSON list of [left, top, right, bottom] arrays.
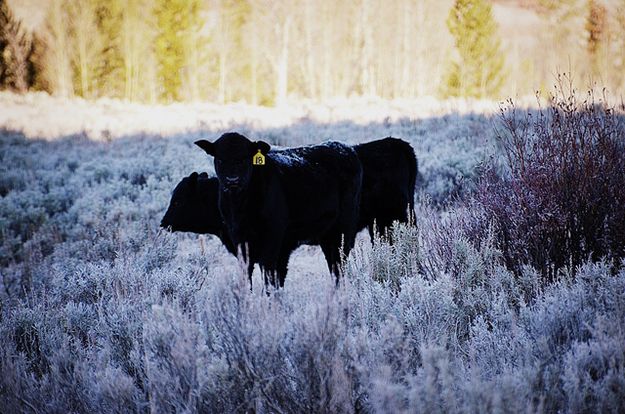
[[160, 172, 235, 254], [355, 137, 417, 240]]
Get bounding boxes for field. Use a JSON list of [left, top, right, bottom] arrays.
[[1, 91, 624, 413]]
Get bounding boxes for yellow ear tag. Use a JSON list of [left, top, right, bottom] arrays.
[[252, 149, 265, 166]]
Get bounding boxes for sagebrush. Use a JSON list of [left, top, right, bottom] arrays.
[[1, 95, 624, 412]]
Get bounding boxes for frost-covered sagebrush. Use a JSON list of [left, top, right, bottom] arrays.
[[1, 94, 624, 413]]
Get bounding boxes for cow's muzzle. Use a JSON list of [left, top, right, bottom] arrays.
[[223, 176, 241, 191]]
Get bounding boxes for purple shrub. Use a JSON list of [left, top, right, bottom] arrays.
[[478, 80, 625, 280]]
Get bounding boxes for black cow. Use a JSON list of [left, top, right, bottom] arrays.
[[162, 138, 417, 276], [160, 172, 236, 254], [162, 138, 416, 285], [194, 132, 362, 288], [355, 137, 417, 240]]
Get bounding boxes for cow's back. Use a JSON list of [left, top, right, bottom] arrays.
[[269, 141, 362, 242]]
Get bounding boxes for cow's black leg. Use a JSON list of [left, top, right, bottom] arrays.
[[258, 247, 282, 289], [261, 252, 289, 289], [261, 267, 282, 290], [368, 224, 375, 244], [276, 254, 289, 288], [320, 240, 341, 285], [256, 226, 287, 289]]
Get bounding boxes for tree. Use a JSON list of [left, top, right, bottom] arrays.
[[0, 1, 5, 85], [443, 0, 506, 98], [42, 0, 73, 96], [66, 0, 101, 98], [93, 0, 124, 97], [153, 0, 201, 102], [28, 32, 49, 92], [119, 0, 158, 102], [0, 0, 36, 93], [585, 0, 607, 76], [355, 0, 375, 96], [180, 0, 209, 101], [586, 0, 606, 55], [613, 0, 625, 90], [534, 0, 583, 92], [213, 0, 253, 103]]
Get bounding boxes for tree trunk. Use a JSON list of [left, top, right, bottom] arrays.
[[275, 17, 290, 106], [304, 0, 316, 99]]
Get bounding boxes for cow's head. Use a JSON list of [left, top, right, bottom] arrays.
[[161, 172, 219, 233], [195, 132, 270, 193]]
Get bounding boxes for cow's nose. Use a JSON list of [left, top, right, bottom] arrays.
[[225, 176, 239, 184], [224, 177, 241, 188]]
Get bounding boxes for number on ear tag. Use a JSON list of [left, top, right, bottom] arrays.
[[252, 149, 265, 166]]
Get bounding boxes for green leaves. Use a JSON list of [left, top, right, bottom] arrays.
[[442, 0, 507, 99], [153, 0, 203, 102]]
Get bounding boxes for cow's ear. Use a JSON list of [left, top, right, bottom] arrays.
[[194, 140, 215, 156], [189, 172, 198, 187], [255, 141, 271, 155], [198, 172, 208, 179]]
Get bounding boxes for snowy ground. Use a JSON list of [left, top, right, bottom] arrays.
[[1, 92, 624, 413]]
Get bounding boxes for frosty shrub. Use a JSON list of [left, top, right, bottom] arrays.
[[2, 97, 625, 413], [478, 81, 625, 280], [350, 220, 420, 292]]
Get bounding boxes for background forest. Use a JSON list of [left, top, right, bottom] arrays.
[[1, 0, 625, 104]]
